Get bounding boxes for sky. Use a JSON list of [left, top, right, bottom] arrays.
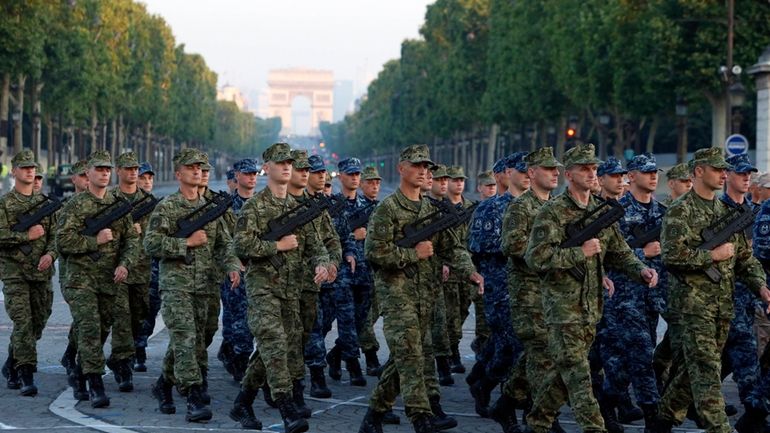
[[141, 0, 434, 107]]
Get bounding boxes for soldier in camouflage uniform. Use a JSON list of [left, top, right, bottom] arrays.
[[106, 151, 153, 392], [218, 158, 258, 382], [518, 143, 658, 433], [0, 150, 57, 396], [134, 161, 157, 373], [357, 144, 484, 433], [56, 150, 141, 408], [466, 152, 529, 417], [493, 147, 562, 432], [144, 149, 241, 422], [660, 163, 692, 206], [654, 147, 770, 433], [476, 170, 497, 200], [232, 143, 331, 433], [32, 163, 44, 193]]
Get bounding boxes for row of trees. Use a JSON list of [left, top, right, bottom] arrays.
[[0, 0, 278, 178], [325, 0, 770, 172]]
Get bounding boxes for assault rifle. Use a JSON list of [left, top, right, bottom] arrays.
[[324, 194, 349, 219], [172, 191, 233, 264], [12, 194, 62, 255], [81, 197, 133, 261], [259, 193, 329, 269], [130, 193, 160, 222], [696, 202, 759, 283], [395, 201, 478, 277], [561, 199, 625, 281], [347, 202, 376, 231], [626, 203, 667, 249]]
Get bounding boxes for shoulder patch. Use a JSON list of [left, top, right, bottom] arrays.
[[760, 222, 770, 236], [534, 227, 547, 242]]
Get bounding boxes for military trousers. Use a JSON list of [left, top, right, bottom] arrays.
[[352, 282, 374, 354], [160, 290, 208, 390], [110, 282, 149, 363], [300, 290, 319, 350], [430, 283, 451, 358], [202, 293, 220, 372], [359, 287, 381, 353], [64, 286, 115, 375], [444, 281, 471, 347], [247, 293, 302, 398], [721, 303, 759, 403], [505, 305, 551, 400], [658, 313, 731, 433], [305, 286, 334, 368], [526, 323, 605, 433], [220, 274, 254, 356], [2, 278, 53, 368], [136, 270, 161, 349]]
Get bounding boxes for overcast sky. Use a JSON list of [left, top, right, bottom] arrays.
[[141, 0, 434, 102]]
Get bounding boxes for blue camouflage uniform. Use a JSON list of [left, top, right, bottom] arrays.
[[467, 153, 526, 383], [600, 154, 666, 406], [220, 159, 259, 364]]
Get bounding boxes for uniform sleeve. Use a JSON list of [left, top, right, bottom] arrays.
[[603, 223, 646, 282], [143, 202, 188, 259], [524, 205, 586, 272], [0, 204, 30, 247], [333, 213, 356, 258], [44, 212, 59, 261], [364, 203, 418, 270], [302, 221, 330, 268], [215, 217, 241, 274], [618, 213, 647, 262], [438, 223, 475, 280], [118, 213, 141, 269], [501, 200, 528, 260], [734, 230, 767, 293], [232, 200, 279, 260], [320, 212, 342, 264], [56, 201, 100, 255], [753, 201, 770, 262], [661, 203, 713, 270]]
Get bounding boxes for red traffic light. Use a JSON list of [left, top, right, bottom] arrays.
[[566, 128, 577, 138]]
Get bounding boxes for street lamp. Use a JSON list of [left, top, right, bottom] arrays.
[[729, 79, 746, 134], [676, 96, 689, 163]]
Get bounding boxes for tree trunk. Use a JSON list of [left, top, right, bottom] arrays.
[[31, 82, 43, 160], [10, 74, 27, 154], [117, 114, 124, 152], [110, 119, 118, 164], [90, 103, 98, 152], [556, 116, 567, 160], [646, 116, 659, 154], [0, 74, 10, 164], [168, 138, 175, 182], [45, 115, 53, 170], [487, 124, 499, 176], [706, 91, 728, 148], [145, 122, 152, 168]]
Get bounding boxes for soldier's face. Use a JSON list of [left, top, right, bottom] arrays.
[[668, 179, 692, 198], [727, 171, 751, 194], [566, 164, 598, 192], [362, 179, 381, 200], [599, 173, 624, 196], [339, 172, 360, 191], [308, 171, 326, 192], [33, 176, 43, 192], [422, 172, 433, 192], [88, 166, 112, 188], [13, 166, 35, 185], [696, 165, 727, 191], [266, 160, 292, 184], [290, 167, 310, 189], [629, 170, 657, 193], [477, 183, 496, 199], [200, 169, 210, 187], [432, 177, 448, 197], [138, 173, 154, 192], [448, 178, 465, 195], [176, 164, 202, 187], [118, 167, 138, 185], [72, 173, 89, 192], [509, 170, 531, 192], [530, 166, 559, 191], [400, 161, 430, 188], [236, 171, 257, 190], [323, 184, 332, 195]]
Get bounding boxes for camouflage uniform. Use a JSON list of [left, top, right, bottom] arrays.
[[426, 164, 452, 361], [660, 163, 691, 207], [658, 148, 767, 433], [135, 163, 161, 356], [0, 150, 57, 372], [524, 144, 648, 433], [57, 151, 140, 375], [143, 150, 240, 392], [363, 145, 477, 421], [357, 168, 382, 356]]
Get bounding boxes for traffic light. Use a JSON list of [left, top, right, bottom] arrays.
[[566, 127, 577, 140]]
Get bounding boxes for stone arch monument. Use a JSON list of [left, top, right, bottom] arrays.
[[267, 68, 334, 135]]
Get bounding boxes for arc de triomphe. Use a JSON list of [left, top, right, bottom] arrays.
[[267, 68, 334, 135]]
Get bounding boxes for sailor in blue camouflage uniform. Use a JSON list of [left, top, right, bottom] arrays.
[[600, 153, 667, 429], [466, 152, 528, 417], [218, 158, 259, 381]]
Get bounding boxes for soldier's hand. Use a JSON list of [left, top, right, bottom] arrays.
[[314, 265, 329, 285], [603, 276, 615, 297], [114, 265, 128, 283], [469, 272, 484, 295], [353, 227, 367, 241], [134, 223, 142, 235], [327, 263, 338, 282], [276, 234, 298, 251], [27, 224, 45, 241], [186, 230, 208, 247], [710, 242, 735, 262], [96, 228, 113, 245], [415, 241, 434, 259], [641, 268, 658, 287], [760, 287, 770, 313], [581, 238, 601, 258], [37, 254, 53, 271], [442, 265, 450, 282], [346, 255, 356, 273], [229, 271, 240, 289], [643, 241, 661, 258]]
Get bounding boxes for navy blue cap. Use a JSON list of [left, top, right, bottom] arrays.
[[726, 153, 758, 174], [235, 158, 259, 174], [506, 151, 528, 173], [626, 153, 661, 173], [309, 155, 326, 173], [492, 158, 506, 174], [597, 156, 627, 176], [226, 168, 236, 181], [138, 162, 154, 176], [338, 157, 362, 174]]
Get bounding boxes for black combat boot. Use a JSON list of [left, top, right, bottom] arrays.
[[218, 340, 235, 376], [200, 367, 211, 404], [309, 366, 332, 398], [2, 349, 19, 390], [133, 347, 147, 372], [232, 352, 249, 382], [618, 393, 644, 423], [363, 349, 382, 377], [358, 408, 385, 433], [18, 364, 37, 397], [550, 418, 566, 433], [151, 375, 176, 414], [117, 359, 134, 392], [449, 344, 465, 374], [726, 404, 739, 416], [465, 361, 484, 387], [60, 343, 77, 378], [276, 393, 310, 433], [411, 412, 436, 433], [186, 384, 212, 422], [435, 356, 454, 386], [346, 357, 367, 386], [599, 395, 624, 433], [383, 409, 401, 425], [326, 345, 342, 380], [641, 403, 658, 433], [230, 387, 263, 430], [469, 376, 496, 417], [736, 405, 768, 433], [647, 413, 674, 433], [429, 395, 458, 431], [293, 379, 312, 418], [489, 392, 518, 433], [72, 364, 89, 401], [86, 373, 110, 408], [263, 383, 277, 408]]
